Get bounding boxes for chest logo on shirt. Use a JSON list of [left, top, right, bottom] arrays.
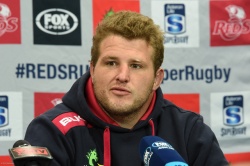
[[86, 149, 103, 166]]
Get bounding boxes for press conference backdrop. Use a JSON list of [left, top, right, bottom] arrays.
[[0, 0, 250, 164]]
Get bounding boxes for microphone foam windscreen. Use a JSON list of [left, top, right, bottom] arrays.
[[139, 136, 188, 166]]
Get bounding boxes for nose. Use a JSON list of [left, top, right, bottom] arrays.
[[116, 64, 130, 83]]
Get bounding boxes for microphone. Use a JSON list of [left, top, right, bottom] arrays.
[[139, 136, 188, 166], [8, 140, 53, 166]]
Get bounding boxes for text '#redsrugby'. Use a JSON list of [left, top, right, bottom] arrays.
[[15, 63, 89, 80], [14, 63, 232, 83]]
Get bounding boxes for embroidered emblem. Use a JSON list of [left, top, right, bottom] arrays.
[[86, 149, 103, 166]]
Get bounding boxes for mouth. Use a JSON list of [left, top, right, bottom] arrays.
[[110, 87, 131, 96]]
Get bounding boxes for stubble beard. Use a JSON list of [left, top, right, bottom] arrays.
[[93, 82, 154, 119]]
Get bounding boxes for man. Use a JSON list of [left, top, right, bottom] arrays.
[[25, 11, 229, 166]]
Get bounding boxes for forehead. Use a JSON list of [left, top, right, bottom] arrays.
[[99, 35, 154, 59]]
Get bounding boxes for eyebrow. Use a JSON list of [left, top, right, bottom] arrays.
[[100, 55, 146, 65], [102, 56, 117, 60]]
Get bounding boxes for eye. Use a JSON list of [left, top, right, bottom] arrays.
[[130, 64, 142, 69], [106, 61, 117, 66]]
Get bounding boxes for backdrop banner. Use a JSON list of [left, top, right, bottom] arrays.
[[0, 0, 249, 164]]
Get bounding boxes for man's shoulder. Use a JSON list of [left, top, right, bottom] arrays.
[[35, 103, 88, 135], [161, 99, 202, 121], [37, 103, 72, 120]]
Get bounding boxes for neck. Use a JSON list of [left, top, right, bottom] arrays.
[[85, 78, 156, 128], [109, 113, 141, 129]]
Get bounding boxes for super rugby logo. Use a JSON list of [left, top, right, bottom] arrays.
[[0, 3, 18, 37], [213, 5, 250, 41], [35, 8, 78, 35]]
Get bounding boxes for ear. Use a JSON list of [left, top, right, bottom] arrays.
[[153, 68, 164, 90]]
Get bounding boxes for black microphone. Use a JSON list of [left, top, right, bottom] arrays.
[[9, 140, 53, 166], [139, 136, 188, 166]]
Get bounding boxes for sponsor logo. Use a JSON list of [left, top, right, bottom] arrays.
[[164, 4, 188, 44], [52, 112, 86, 135], [163, 65, 231, 84], [34, 92, 64, 117], [35, 8, 78, 35], [151, 1, 199, 47], [221, 126, 247, 137], [59, 115, 83, 126], [213, 5, 250, 41], [92, 0, 139, 34], [211, 92, 250, 140], [0, 92, 22, 140], [51, 98, 62, 106], [143, 147, 153, 165], [0, 95, 11, 137], [11, 147, 51, 157], [152, 141, 174, 150], [86, 149, 103, 166], [223, 95, 244, 126], [0, 96, 8, 127], [221, 95, 246, 137], [165, 4, 186, 35], [33, 0, 81, 45], [0, 3, 18, 37], [210, 1, 250, 46], [0, 0, 20, 44]]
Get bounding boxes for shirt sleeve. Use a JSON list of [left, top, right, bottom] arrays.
[[24, 115, 73, 166], [187, 116, 229, 166]]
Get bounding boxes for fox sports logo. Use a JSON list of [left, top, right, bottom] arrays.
[[35, 8, 78, 35]]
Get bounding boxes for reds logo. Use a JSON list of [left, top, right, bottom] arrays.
[[0, 3, 18, 37], [226, 5, 245, 20], [212, 5, 250, 41]]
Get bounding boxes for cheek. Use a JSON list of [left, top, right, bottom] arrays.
[[135, 75, 155, 89], [93, 71, 110, 85]]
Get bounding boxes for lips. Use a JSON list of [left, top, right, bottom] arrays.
[[110, 87, 131, 95]]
